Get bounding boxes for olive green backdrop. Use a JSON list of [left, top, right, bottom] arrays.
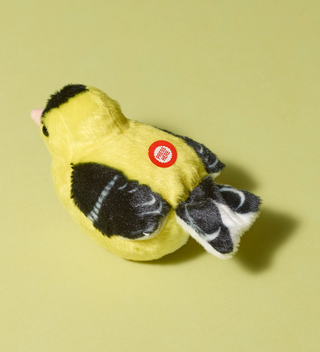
[[1, 1, 319, 351]]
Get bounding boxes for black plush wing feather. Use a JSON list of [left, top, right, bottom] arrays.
[[176, 176, 261, 257], [71, 163, 171, 239], [158, 128, 225, 174]]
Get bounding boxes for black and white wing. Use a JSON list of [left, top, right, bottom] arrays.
[[176, 176, 261, 259], [159, 128, 225, 175], [71, 163, 171, 240]]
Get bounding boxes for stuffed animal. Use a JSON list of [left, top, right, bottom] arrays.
[[31, 84, 261, 261]]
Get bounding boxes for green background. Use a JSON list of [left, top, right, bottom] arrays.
[[1, 1, 319, 351]]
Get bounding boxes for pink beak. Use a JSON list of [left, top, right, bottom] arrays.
[[30, 109, 44, 126]]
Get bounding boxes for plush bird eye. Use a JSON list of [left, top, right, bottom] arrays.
[[42, 125, 49, 137]]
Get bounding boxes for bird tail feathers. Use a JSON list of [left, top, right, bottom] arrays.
[[175, 177, 261, 259]]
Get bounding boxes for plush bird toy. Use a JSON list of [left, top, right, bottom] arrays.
[[31, 84, 261, 261]]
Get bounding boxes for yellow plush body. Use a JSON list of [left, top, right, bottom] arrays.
[[43, 86, 208, 261], [37, 84, 261, 261]]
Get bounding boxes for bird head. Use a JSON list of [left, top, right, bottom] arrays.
[[31, 84, 128, 161]]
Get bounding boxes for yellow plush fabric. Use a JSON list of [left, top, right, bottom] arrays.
[[41, 86, 208, 261]]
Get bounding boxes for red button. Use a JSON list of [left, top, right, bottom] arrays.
[[148, 140, 177, 168]]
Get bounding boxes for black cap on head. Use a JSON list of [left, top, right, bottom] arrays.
[[42, 84, 88, 118]]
